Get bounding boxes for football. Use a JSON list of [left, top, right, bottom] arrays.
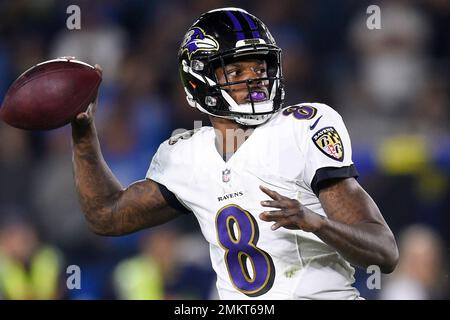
[[0, 58, 102, 130]]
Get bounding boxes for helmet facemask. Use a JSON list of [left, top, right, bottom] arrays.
[[211, 49, 284, 125], [179, 8, 285, 126]]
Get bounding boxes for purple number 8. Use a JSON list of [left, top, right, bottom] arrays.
[[282, 105, 317, 120], [216, 205, 275, 297]]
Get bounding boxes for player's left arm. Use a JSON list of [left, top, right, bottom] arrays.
[[259, 180, 399, 273]]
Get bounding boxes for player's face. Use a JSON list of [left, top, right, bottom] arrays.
[[214, 58, 269, 105]]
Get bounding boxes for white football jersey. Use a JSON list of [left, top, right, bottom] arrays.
[[147, 103, 361, 300]]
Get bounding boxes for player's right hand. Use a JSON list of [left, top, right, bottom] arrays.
[[72, 63, 103, 127]]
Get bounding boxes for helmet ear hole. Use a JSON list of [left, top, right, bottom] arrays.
[[191, 60, 205, 71], [205, 96, 218, 106]]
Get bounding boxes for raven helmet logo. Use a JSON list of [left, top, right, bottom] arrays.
[[180, 27, 219, 59], [312, 126, 344, 162]]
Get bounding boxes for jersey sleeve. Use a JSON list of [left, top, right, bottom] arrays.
[[146, 140, 168, 185], [146, 140, 192, 214], [295, 103, 359, 196]]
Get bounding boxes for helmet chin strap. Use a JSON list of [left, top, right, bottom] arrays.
[[196, 100, 271, 126], [233, 114, 273, 126], [220, 85, 276, 126], [184, 75, 276, 126], [187, 93, 272, 126]]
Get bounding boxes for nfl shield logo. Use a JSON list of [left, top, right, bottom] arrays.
[[222, 169, 231, 183]]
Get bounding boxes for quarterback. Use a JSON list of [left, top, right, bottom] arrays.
[[71, 8, 398, 299]]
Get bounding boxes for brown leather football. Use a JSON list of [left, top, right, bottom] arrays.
[[0, 58, 102, 130]]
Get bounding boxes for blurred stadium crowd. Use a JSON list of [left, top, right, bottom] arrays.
[[0, 0, 449, 299]]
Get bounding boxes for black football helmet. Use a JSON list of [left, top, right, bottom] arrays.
[[178, 7, 285, 126]]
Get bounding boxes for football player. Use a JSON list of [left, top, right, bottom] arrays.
[[71, 8, 398, 299]]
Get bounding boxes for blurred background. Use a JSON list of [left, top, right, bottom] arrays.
[[0, 0, 449, 300]]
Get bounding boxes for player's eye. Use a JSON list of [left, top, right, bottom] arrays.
[[256, 67, 266, 75], [226, 68, 240, 78]]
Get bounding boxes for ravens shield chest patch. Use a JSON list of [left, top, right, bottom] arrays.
[[312, 127, 344, 162]]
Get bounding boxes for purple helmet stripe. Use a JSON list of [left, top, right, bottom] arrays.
[[225, 11, 245, 40], [239, 12, 261, 38]]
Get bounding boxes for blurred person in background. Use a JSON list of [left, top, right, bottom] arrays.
[[51, 1, 126, 85], [350, 0, 430, 113], [112, 226, 176, 300], [0, 215, 64, 300], [113, 225, 213, 299], [379, 224, 448, 300], [30, 127, 95, 251], [342, 0, 433, 146], [0, 124, 33, 212]]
